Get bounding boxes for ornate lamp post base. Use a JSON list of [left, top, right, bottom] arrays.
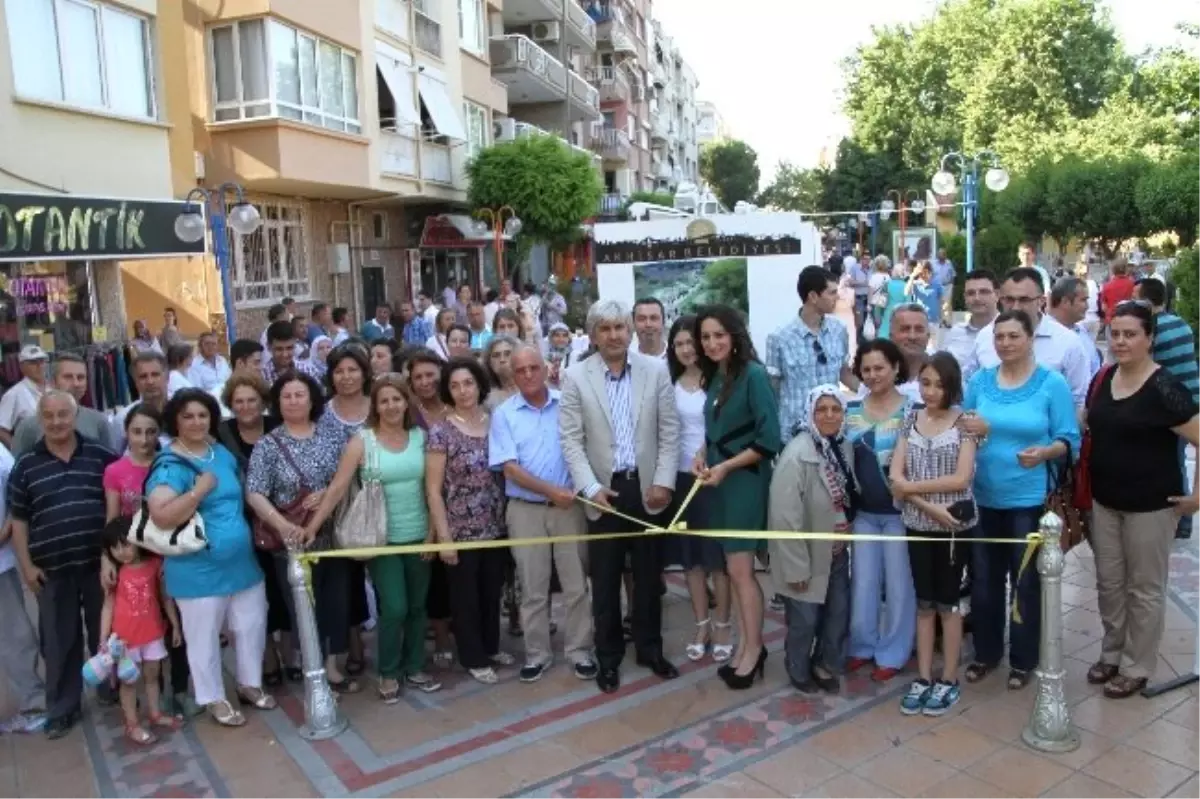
[[1022, 511, 1080, 754], [287, 551, 348, 741]]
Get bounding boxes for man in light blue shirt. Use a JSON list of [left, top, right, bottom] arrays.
[[360, 304, 396, 342], [489, 346, 595, 683], [187, 332, 232, 392]]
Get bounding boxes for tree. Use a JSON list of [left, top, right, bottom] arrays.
[[1136, 153, 1200, 247], [1044, 156, 1150, 256], [818, 138, 923, 216], [699, 139, 761, 208], [756, 162, 827, 212], [974, 221, 1024, 274], [989, 158, 1073, 249], [621, 190, 675, 219], [1170, 246, 1199, 337], [467, 134, 603, 258]]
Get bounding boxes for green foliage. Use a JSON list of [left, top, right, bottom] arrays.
[[701, 259, 750, 316], [991, 159, 1057, 245], [699, 140, 761, 208], [1135, 153, 1200, 247], [1043, 156, 1150, 255], [974, 221, 1024, 275], [756, 162, 827, 212], [819, 139, 923, 215], [1171, 246, 1199, 337], [622, 191, 676, 215], [467, 135, 603, 252]]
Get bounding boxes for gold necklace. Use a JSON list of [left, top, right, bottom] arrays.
[[452, 409, 487, 426], [176, 440, 214, 463]]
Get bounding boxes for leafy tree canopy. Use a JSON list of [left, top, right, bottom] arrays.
[[756, 162, 827, 213], [622, 191, 676, 219], [699, 140, 761, 208], [818, 139, 925, 216], [467, 134, 603, 247]]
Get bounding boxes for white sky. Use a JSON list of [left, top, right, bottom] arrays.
[[652, 0, 1196, 180]]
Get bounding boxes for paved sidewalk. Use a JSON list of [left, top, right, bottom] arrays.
[[1, 536, 1196, 798]]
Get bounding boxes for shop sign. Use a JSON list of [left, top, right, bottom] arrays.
[[594, 234, 805, 266], [0, 192, 208, 262], [419, 215, 485, 249]]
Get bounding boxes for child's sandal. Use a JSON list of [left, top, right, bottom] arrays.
[[124, 724, 158, 746], [148, 712, 181, 731]]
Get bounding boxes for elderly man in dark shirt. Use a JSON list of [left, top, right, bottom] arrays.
[[7, 389, 116, 739]]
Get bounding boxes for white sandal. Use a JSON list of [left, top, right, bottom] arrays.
[[686, 618, 710, 661], [712, 621, 734, 663]]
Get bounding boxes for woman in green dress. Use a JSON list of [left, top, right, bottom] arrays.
[[691, 305, 782, 690]]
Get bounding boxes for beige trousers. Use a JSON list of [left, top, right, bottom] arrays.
[[1091, 501, 1178, 679], [506, 499, 593, 667]]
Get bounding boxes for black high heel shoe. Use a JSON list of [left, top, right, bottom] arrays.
[[723, 648, 767, 690]]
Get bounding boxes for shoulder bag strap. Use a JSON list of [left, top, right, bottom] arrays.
[[271, 430, 312, 492], [1086, 364, 1114, 408]]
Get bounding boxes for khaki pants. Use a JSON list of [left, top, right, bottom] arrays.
[[506, 499, 593, 667], [1091, 502, 1178, 679]]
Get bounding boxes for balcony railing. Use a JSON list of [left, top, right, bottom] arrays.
[[414, 4, 441, 57], [492, 35, 599, 115], [585, 65, 629, 103], [564, 0, 597, 48], [599, 192, 625, 215], [590, 126, 631, 160], [504, 120, 600, 165], [651, 115, 670, 142], [421, 142, 452, 184], [379, 127, 418, 178]]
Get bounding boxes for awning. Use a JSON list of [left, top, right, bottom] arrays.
[[375, 50, 420, 127], [417, 73, 467, 141], [419, 214, 514, 249]]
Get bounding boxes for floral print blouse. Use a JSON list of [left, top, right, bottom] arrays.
[[426, 420, 505, 541]]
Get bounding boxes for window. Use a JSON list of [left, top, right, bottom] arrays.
[[5, 0, 155, 118], [457, 0, 484, 57], [230, 201, 310, 306], [210, 18, 360, 133], [463, 100, 487, 159]]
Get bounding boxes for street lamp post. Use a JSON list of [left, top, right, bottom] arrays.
[[173, 183, 262, 346], [931, 151, 1009, 273], [474, 206, 523, 288], [880, 189, 927, 256], [858, 204, 879, 258]]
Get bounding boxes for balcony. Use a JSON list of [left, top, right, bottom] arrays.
[[585, 65, 629, 103], [377, 124, 454, 185], [490, 35, 600, 120], [589, 4, 636, 56], [207, 118, 372, 197], [599, 192, 625, 216], [502, 0, 596, 51], [651, 61, 666, 88], [589, 125, 631, 162], [413, 0, 442, 57], [498, 119, 601, 166], [421, 142, 452, 184], [651, 115, 670, 143], [379, 128, 417, 178]]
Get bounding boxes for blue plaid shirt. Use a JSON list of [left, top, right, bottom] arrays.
[[402, 317, 433, 346], [765, 314, 849, 436]]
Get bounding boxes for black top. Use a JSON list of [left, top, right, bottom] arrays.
[[7, 433, 117, 573], [217, 416, 280, 470], [1089, 367, 1197, 513]]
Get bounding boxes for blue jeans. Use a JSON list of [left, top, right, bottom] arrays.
[[782, 549, 850, 685], [849, 512, 916, 669], [972, 506, 1043, 673]]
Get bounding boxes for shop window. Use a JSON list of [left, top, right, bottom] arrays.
[[0, 262, 94, 388], [210, 18, 361, 134], [6, 0, 156, 120], [230, 201, 310, 307]]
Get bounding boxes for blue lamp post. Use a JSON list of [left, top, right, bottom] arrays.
[[931, 151, 1008, 273], [858, 204, 879, 257], [173, 184, 262, 346]]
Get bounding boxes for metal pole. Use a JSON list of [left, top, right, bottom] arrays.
[[210, 208, 238, 347], [964, 169, 976, 274], [1022, 511, 1080, 753], [869, 211, 878, 257], [560, 0, 571, 138], [287, 551, 347, 740]]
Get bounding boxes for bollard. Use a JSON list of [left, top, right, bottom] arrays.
[[1022, 511, 1080, 753], [287, 549, 348, 741]]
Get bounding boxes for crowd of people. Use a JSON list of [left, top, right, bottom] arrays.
[[0, 253, 1195, 749]]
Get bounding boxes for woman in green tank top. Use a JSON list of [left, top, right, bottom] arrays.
[[304, 375, 440, 702]]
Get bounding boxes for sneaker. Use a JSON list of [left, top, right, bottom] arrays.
[[519, 661, 550, 683], [769, 594, 785, 612], [490, 651, 516, 667], [922, 680, 961, 717], [900, 679, 933, 715], [573, 659, 598, 680]]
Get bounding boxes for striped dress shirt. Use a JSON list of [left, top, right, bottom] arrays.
[[604, 362, 636, 472]]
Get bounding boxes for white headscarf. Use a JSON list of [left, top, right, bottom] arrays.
[[306, 335, 333, 377], [800, 384, 856, 518]]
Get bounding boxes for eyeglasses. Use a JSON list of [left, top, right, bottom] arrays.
[[1000, 295, 1043, 306], [812, 339, 827, 366]]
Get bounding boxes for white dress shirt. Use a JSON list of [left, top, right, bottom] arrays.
[[167, 370, 193, 399], [0, 378, 44, 433], [963, 313, 1090, 406], [187, 355, 232, 392], [943, 318, 991, 372]]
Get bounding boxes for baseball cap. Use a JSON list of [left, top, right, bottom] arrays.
[[18, 345, 49, 362]]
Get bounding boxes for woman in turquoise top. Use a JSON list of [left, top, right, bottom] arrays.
[[962, 310, 1079, 690], [692, 306, 781, 691], [306, 374, 439, 702], [905, 260, 942, 326], [878, 262, 912, 339], [145, 389, 270, 728]]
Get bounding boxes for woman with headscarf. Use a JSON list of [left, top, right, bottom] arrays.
[[131, 320, 162, 354], [768, 386, 856, 695], [306, 335, 334, 380], [544, 323, 576, 389]]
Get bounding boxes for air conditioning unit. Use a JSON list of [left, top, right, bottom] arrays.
[[532, 21, 561, 43], [493, 117, 517, 142]]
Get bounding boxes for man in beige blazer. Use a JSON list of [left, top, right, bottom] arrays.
[[559, 299, 681, 693]]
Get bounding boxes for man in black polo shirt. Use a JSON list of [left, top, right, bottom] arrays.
[[8, 390, 116, 739]]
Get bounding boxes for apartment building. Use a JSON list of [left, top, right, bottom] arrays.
[[696, 99, 728, 146], [647, 19, 698, 195], [0, 0, 211, 369]]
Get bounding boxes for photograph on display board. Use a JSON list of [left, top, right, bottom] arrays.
[[891, 226, 937, 265], [632, 257, 748, 320]]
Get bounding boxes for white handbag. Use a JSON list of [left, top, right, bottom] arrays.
[[861, 314, 877, 341], [129, 453, 210, 557]]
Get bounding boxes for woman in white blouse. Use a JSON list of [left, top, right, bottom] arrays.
[[425, 308, 457, 360], [663, 315, 732, 663], [166, 343, 195, 399]]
